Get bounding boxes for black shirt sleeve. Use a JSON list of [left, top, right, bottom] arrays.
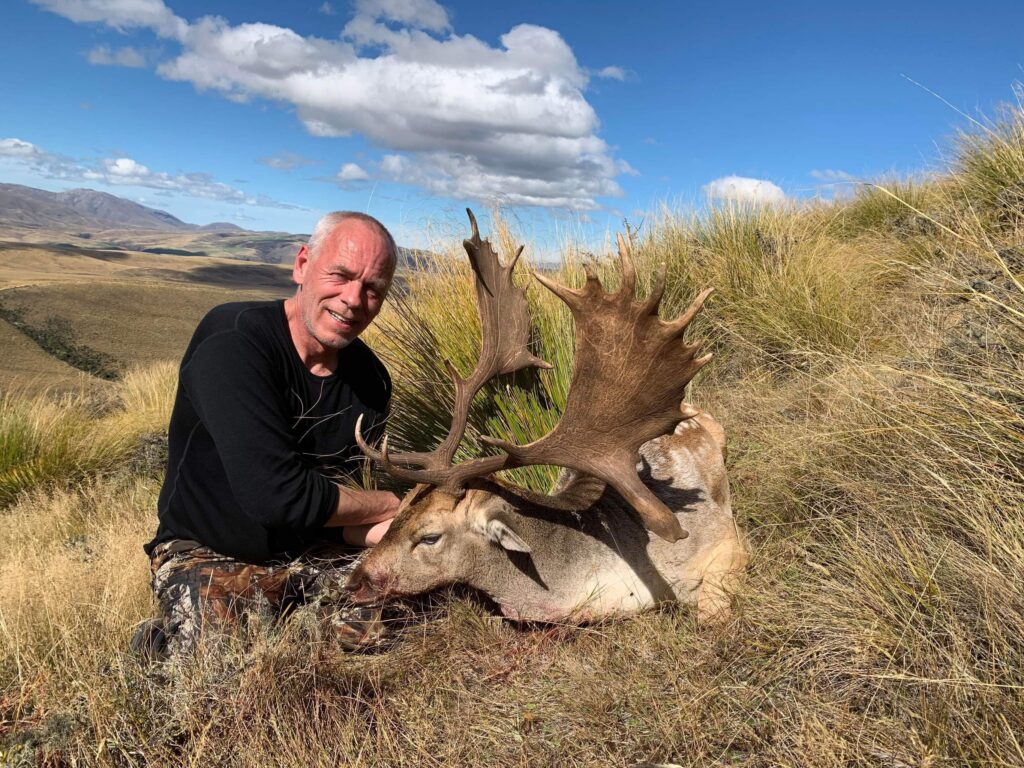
[[181, 328, 339, 532]]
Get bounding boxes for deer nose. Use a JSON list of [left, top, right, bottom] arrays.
[[344, 567, 376, 603], [344, 566, 365, 592]]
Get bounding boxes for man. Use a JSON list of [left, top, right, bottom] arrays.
[[135, 211, 401, 658]]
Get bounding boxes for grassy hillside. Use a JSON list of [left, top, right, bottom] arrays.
[[0, 107, 1022, 766], [0, 244, 293, 392], [2, 226, 306, 264]]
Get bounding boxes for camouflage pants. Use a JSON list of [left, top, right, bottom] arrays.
[[147, 539, 387, 656]]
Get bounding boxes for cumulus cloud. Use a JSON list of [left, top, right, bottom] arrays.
[[33, 0, 627, 209], [0, 136, 300, 209], [353, 0, 450, 33], [336, 162, 370, 182], [0, 138, 47, 159], [702, 175, 786, 205], [258, 151, 317, 170], [31, 0, 187, 38], [86, 44, 146, 66]]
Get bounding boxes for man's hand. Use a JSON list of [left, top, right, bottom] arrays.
[[324, 487, 401, 546], [342, 518, 394, 547]]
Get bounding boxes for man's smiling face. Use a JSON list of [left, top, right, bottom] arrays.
[[292, 219, 394, 351]]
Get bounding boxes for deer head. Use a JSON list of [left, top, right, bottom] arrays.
[[347, 210, 712, 604]]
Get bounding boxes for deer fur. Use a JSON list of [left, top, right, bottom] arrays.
[[346, 409, 746, 624]]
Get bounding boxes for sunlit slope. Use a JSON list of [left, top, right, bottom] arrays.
[[0, 317, 96, 394], [0, 243, 294, 383]]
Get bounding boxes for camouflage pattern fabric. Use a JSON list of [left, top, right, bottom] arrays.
[[148, 539, 388, 656]]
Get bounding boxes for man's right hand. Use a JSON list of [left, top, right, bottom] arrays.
[[325, 487, 401, 528]]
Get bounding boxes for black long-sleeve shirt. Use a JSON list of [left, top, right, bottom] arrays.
[[145, 300, 391, 563]]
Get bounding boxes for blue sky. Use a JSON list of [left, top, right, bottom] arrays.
[[1, 0, 1022, 251]]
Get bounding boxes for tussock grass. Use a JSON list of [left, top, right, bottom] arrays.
[[827, 178, 946, 240], [955, 91, 1024, 229], [0, 361, 177, 507], [646, 201, 901, 368], [2, 108, 1024, 765]]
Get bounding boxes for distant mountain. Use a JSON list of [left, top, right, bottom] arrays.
[[0, 183, 420, 267], [0, 183, 193, 231], [198, 221, 245, 232], [58, 188, 191, 230], [0, 183, 97, 230]]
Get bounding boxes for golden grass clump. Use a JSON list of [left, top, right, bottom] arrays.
[[955, 89, 1024, 230], [1, 107, 1024, 765], [0, 361, 177, 507]]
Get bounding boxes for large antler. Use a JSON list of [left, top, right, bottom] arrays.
[[480, 234, 713, 542], [355, 209, 551, 493]]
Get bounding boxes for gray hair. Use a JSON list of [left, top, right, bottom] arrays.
[[307, 211, 398, 270]]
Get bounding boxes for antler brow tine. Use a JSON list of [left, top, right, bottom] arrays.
[[358, 210, 550, 493]]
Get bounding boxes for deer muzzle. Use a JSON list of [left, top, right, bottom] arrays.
[[344, 562, 394, 604]]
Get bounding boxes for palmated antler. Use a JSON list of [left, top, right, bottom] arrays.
[[355, 209, 551, 493], [358, 215, 712, 544], [480, 234, 713, 542]]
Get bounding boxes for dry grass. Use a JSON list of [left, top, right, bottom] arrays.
[[0, 317, 100, 395], [0, 280, 288, 375], [0, 361, 177, 506], [1, 111, 1023, 766]]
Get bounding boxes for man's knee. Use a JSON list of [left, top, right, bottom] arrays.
[[148, 542, 268, 653]]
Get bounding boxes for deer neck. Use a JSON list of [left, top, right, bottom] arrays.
[[465, 495, 675, 622]]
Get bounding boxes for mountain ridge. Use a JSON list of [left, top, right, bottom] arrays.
[[1, 183, 205, 232]]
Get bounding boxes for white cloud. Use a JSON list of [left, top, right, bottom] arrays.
[[702, 175, 786, 205], [258, 151, 317, 170], [618, 159, 640, 176], [105, 157, 150, 176], [336, 162, 369, 182], [318, 2, 335, 15], [86, 44, 146, 66], [0, 136, 301, 209], [31, 0, 187, 38], [34, 0, 625, 210], [379, 154, 408, 176], [353, 0, 451, 33], [0, 138, 46, 158], [810, 168, 858, 182], [596, 65, 625, 81]]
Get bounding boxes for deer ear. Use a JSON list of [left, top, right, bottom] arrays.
[[481, 518, 531, 553]]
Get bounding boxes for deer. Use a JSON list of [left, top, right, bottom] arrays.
[[346, 211, 746, 624]]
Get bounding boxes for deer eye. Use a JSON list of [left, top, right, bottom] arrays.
[[416, 533, 442, 547]]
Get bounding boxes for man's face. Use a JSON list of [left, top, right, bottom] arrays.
[[292, 220, 394, 350]]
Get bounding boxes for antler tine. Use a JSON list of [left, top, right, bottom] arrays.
[[466, 207, 481, 242], [354, 415, 445, 486], [616, 232, 637, 298], [482, 234, 716, 542], [360, 210, 551, 492], [509, 244, 525, 271], [668, 287, 714, 336], [642, 261, 668, 316], [532, 269, 583, 310], [356, 415, 513, 492]]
